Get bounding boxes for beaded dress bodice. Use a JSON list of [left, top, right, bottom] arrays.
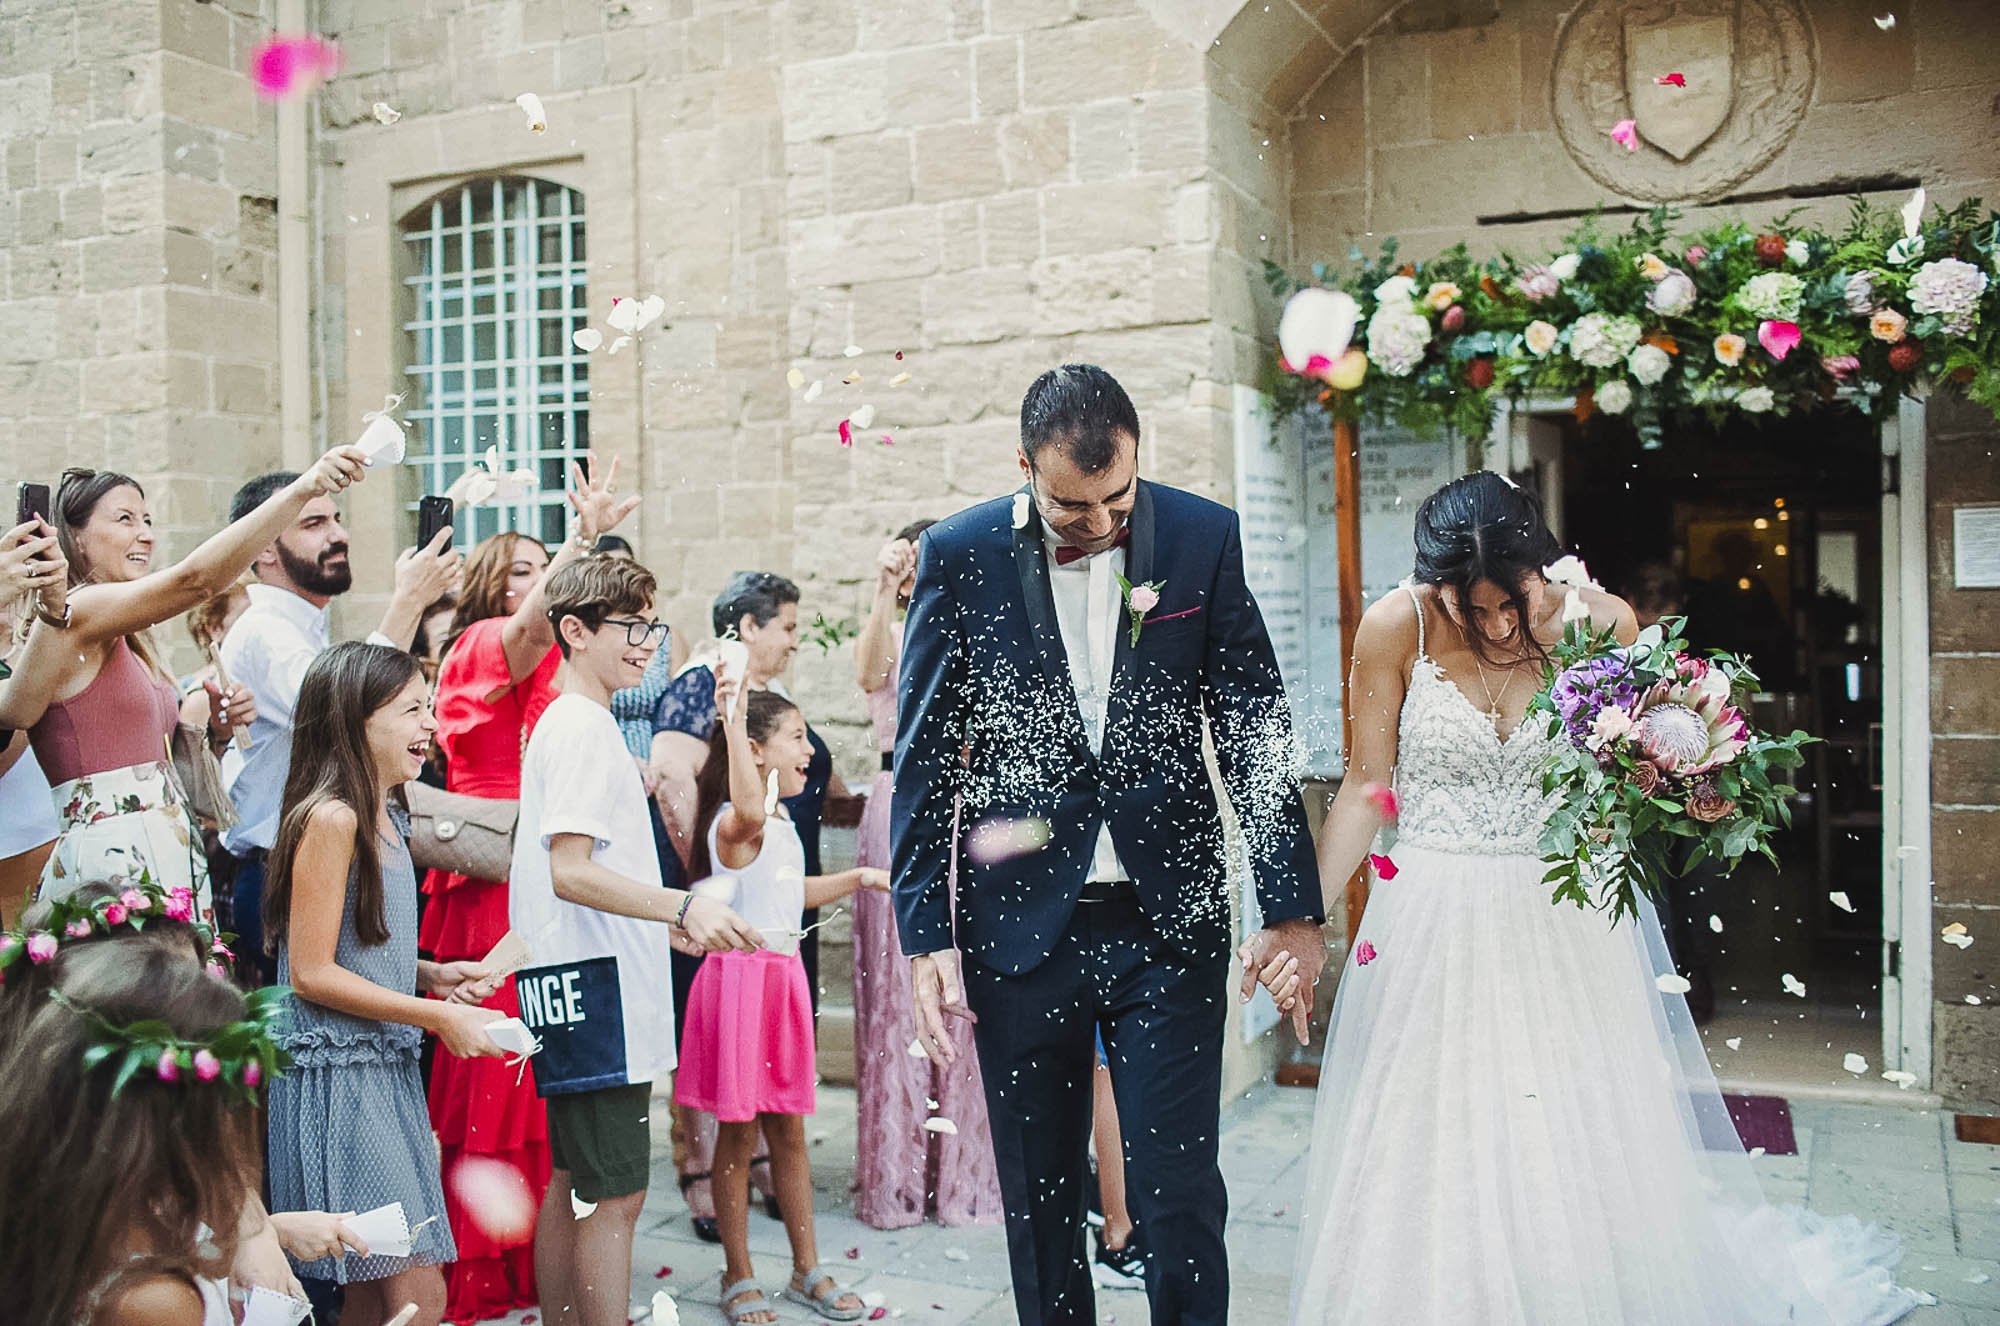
[[1392, 586, 1553, 857]]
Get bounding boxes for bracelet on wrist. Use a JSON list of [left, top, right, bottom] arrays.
[[33, 593, 72, 629], [674, 892, 694, 927]]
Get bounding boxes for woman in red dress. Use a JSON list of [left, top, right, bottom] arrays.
[[422, 460, 637, 1322]]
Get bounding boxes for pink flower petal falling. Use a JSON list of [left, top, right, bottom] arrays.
[[1610, 119, 1639, 151], [249, 35, 342, 101], [1369, 853, 1399, 880], [1758, 319, 1802, 361], [879, 432, 896, 446], [1361, 781, 1400, 821], [1355, 940, 1378, 966], [838, 418, 854, 448], [1654, 72, 1687, 87]]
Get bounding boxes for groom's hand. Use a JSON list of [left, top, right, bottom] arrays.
[[1237, 918, 1328, 1046], [911, 949, 978, 1067]]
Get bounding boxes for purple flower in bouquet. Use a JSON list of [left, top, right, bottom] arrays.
[[1550, 654, 1640, 746]]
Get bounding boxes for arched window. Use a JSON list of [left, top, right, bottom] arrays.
[[401, 177, 588, 547]]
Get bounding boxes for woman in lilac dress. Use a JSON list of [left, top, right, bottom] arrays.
[[849, 522, 1001, 1229]]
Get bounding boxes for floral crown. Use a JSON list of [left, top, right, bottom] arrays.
[[53, 983, 290, 1101], [0, 879, 236, 985]]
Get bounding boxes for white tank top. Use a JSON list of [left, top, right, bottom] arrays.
[[698, 804, 807, 935]]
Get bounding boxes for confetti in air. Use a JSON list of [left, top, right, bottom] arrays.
[[1654, 72, 1686, 87], [607, 295, 665, 334], [250, 35, 341, 100], [1882, 1070, 1917, 1089], [448, 1157, 536, 1244], [573, 328, 603, 352], [1354, 941, 1377, 967], [965, 817, 1052, 864], [838, 418, 854, 448], [1655, 973, 1692, 995], [1873, 12, 1895, 28], [1781, 973, 1807, 998], [786, 367, 805, 390], [1709, 915, 1724, 933], [850, 404, 877, 431], [372, 101, 402, 124], [516, 92, 548, 133], [1610, 118, 1639, 151], [922, 1117, 959, 1135], [843, 370, 863, 384], [907, 1038, 927, 1058], [890, 372, 912, 387], [803, 380, 824, 402], [570, 1190, 596, 1220], [650, 1290, 681, 1325], [1830, 891, 1856, 914], [1725, 1037, 1743, 1050], [843, 345, 865, 357], [1842, 1052, 1869, 1075]]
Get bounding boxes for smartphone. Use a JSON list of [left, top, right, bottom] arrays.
[[15, 482, 50, 529], [416, 494, 453, 551]]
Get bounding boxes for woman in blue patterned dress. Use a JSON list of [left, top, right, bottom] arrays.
[[263, 643, 507, 1325]]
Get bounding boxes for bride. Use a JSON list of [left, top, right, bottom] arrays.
[[1275, 472, 1916, 1325]]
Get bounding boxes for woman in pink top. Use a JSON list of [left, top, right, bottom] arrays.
[[0, 448, 368, 923], [848, 521, 1002, 1230]]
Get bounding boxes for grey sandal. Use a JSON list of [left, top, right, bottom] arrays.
[[783, 1265, 867, 1322], [721, 1277, 776, 1325]]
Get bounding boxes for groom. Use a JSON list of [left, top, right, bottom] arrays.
[[891, 364, 1325, 1326]]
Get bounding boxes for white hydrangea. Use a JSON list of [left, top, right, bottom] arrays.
[[1627, 343, 1672, 385], [1596, 379, 1634, 414], [1785, 239, 1810, 266], [1909, 257, 1989, 335], [1364, 304, 1432, 377], [1549, 253, 1581, 280], [1736, 272, 1805, 321], [1737, 386, 1776, 413], [1568, 312, 1643, 368], [1373, 275, 1419, 308]]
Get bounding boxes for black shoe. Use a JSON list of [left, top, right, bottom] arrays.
[[1092, 1228, 1146, 1292], [692, 1216, 721, 1243], [763, 1193, 782, 1220]]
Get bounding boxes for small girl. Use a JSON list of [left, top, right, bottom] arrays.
[[0, 935, 269, 1326], [263, 642, 506, 1326], [677, 680, 886, 1325]]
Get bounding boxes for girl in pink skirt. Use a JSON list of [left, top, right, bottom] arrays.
[[678, 680, 885, 1325]]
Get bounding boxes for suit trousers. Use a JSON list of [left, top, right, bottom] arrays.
[[963, 887, 1230, 1326]]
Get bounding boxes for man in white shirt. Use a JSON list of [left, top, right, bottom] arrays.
[[219, 469, 459, 977]]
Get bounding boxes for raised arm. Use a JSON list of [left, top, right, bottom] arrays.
[[497, 453, 640, 681], [889, 533, 971, 958], [710, 674, 771, 865], [854, 538, 913, 694], [64, 448, 366, 648]]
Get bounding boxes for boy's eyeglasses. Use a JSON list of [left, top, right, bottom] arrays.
[[601, 617, 669, 647]]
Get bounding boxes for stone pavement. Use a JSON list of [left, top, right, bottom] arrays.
[[477, 1083, 2000, 1326]]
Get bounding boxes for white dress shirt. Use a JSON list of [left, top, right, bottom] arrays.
[[1041, 528, 1127, 883], [219, 583, 332, 854]]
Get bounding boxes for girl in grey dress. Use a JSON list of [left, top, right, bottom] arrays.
[[262, 643, 508, 1326]]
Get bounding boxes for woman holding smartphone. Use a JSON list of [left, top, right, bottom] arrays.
[[0, 510, 68, 924]]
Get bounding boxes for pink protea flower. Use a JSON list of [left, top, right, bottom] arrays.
[[156, 1050, 181, 1083], [120, 889, 149, 913], [1355, 940, 1378, 966], [65, 919, 92, 939], [1822, 354, 1861, 380], [26, 932, 58, 964], [102, 903, 128, 926], [1632, 679, 1748, 775], [193, 1050, 222, 1082], [164, 888, 194, 923]]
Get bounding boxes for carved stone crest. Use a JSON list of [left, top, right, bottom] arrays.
[[1552, 0, 1816, 203]]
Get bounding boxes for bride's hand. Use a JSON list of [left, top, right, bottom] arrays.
[[1257, 950, 1304, 1010]]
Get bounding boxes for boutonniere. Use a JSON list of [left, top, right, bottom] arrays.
[[1115, 573, 1164, 647]]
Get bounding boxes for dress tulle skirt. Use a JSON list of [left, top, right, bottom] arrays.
[[677, 949, 817, 1121], [1292, 843, 1917, 1326]]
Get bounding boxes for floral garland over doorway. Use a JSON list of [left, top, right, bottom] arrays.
[[1265, 193, 2000, 447]]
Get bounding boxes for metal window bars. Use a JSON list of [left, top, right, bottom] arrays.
[[401, 177, 589, 549]]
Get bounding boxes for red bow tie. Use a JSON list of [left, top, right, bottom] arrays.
[[1053, 527, 1129, 566]]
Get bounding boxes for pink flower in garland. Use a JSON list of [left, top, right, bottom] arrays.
[[193, 1050, 223, 1082], [1757, 320, 1802, 361], [165, 888, 194, 923], [103, 903, 128, 926], [243, 1061, 263, 1088], [66, 919, 92, 939], [120, 889, 148, 912], [156, 1050, 181, 1083], [1355, 941, 1378, 966], [26, 932, 58, 964]]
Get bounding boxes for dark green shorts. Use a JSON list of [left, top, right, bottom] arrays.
[[545, 1081, 654, 1201]]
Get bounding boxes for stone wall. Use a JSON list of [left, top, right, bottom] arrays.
[[1929, 389, 2000, 1109], [1, 0, 280, 628]]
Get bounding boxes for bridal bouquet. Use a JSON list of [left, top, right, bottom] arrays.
[[1529, 586, 1812, 923]]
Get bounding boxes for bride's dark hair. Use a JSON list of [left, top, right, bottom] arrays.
[[1411, 471, 1564, 667]]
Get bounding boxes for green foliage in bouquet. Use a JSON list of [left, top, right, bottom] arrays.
[[1529, 616, 1813, 924]]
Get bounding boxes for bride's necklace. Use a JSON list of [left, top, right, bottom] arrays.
[[1470, 654, 1518, 730]]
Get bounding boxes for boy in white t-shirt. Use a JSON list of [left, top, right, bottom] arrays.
[[511, 554, 762, 1326]]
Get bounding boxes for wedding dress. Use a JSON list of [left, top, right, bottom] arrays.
[[1290, 585, 1918, 1325]]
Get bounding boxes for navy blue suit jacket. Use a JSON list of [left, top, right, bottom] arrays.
[[890, 479, 1322, 976]]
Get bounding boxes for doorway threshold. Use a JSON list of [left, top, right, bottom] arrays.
[[1713, 1073, 1942, 1111]]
